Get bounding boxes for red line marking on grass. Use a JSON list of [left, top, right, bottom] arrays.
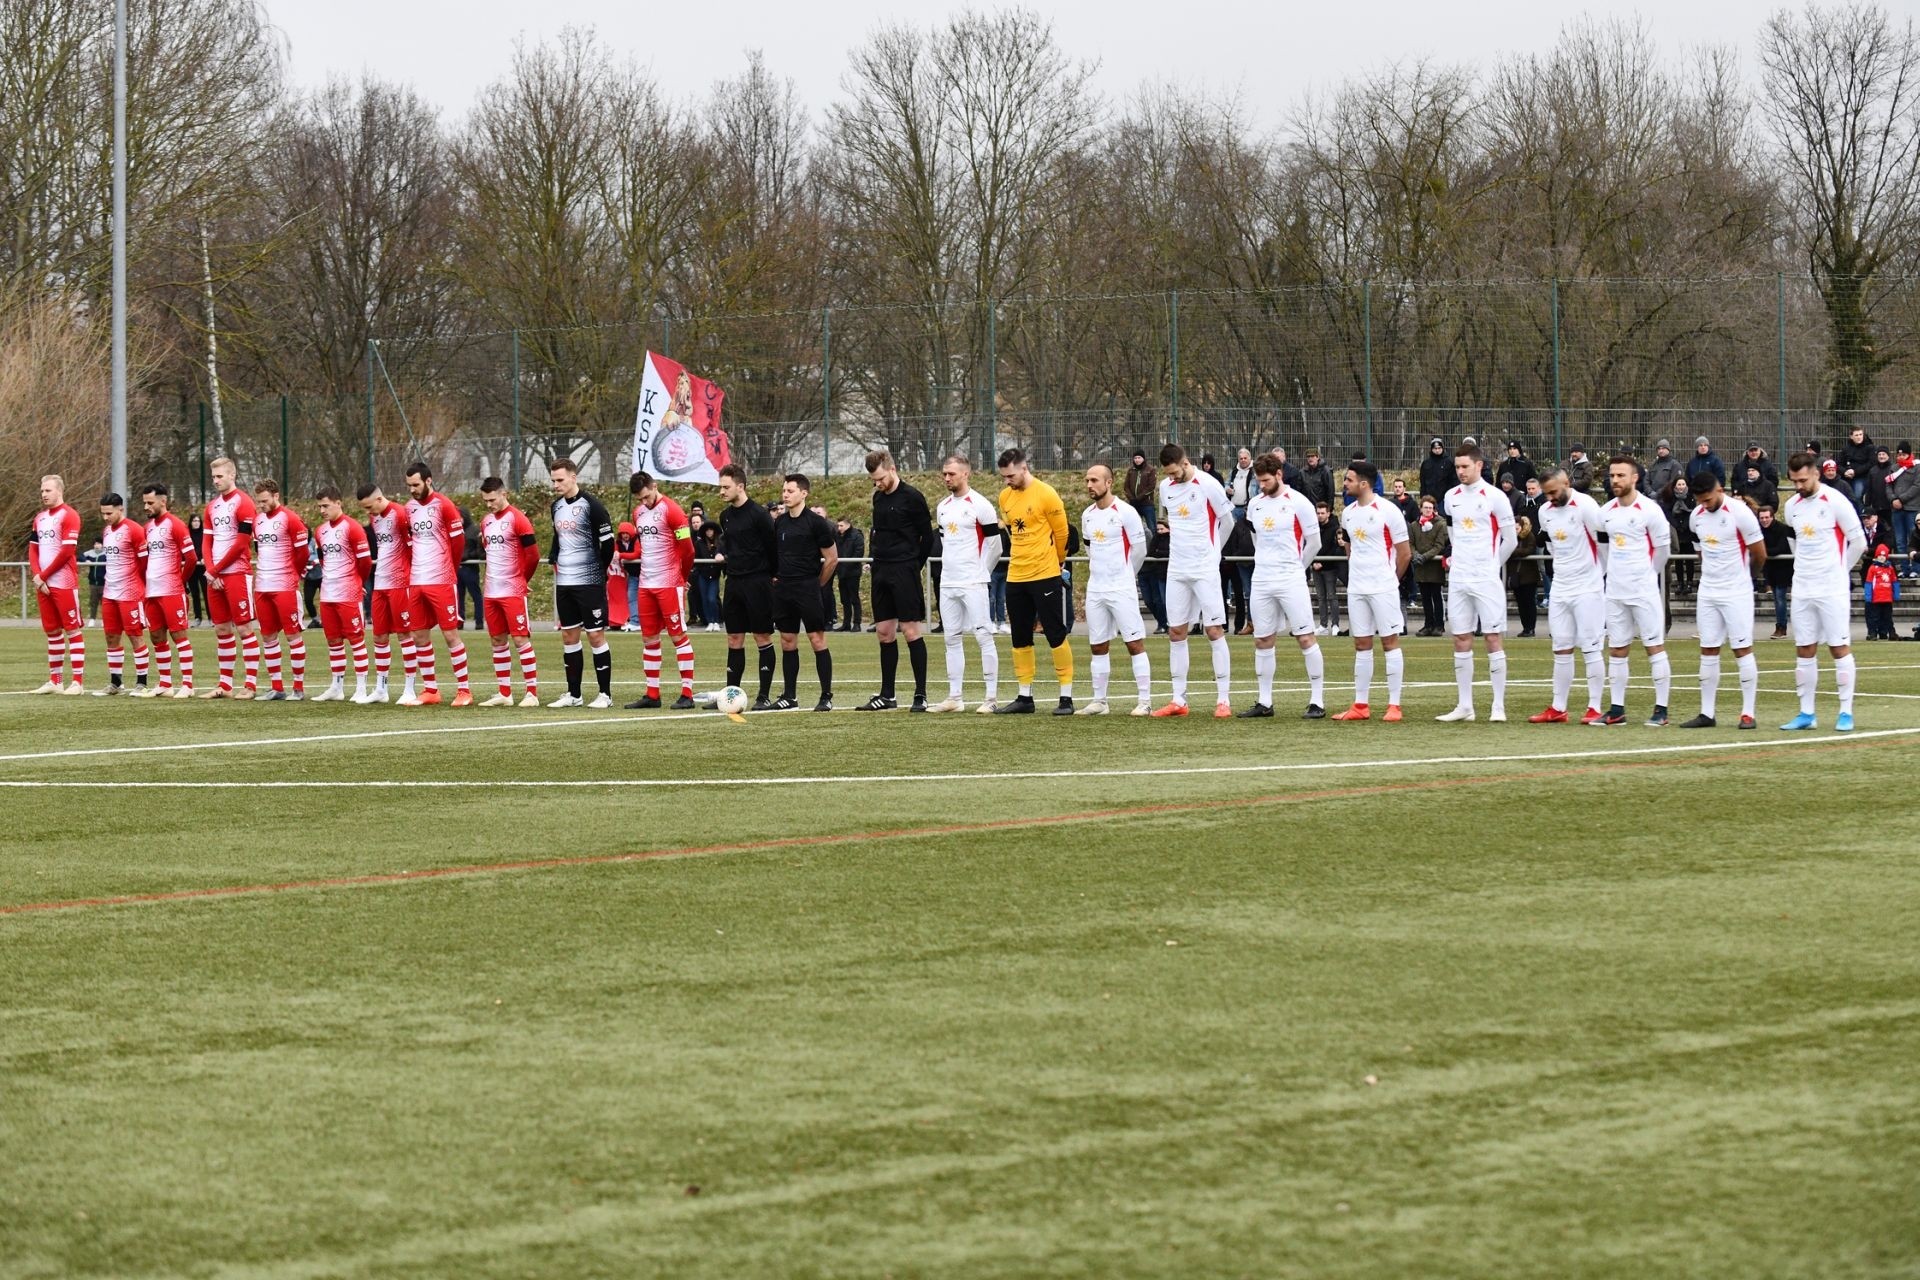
[[0, 739, 1881, 918]]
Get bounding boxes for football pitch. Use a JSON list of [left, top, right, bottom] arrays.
[[2, 625, 1916, 1278]]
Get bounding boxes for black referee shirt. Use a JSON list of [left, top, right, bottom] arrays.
[[719, 499, 776, 576], [773, 508, 835, 582], [869, 480, 933, 565]]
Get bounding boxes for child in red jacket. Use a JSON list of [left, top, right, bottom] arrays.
[[1864, 544, 1898, 639]]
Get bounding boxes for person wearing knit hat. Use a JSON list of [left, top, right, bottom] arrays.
[[1685, 435, 1725, 491], [1645, 439, 1682, 502]]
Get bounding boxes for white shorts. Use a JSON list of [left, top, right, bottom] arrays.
[[1447, 580, 1506, 634], [1250, 577, 1315, 638], [1547, 591, 1605, 651], [1696, 596, 1755, 651], [1347, 589, 1404, 638], [1167, 574, 1227, 629], [1790, 587, 1853, 650], [1606, 596, 1665, 648], [1086, 593, 1146, 646], [939, 584, 991, 635]]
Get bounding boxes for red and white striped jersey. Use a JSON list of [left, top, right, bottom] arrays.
[[143, 511, 194, 597], [367, 505, 410, 591], [631, 496, 692, 589], [481, 507, 538, 599], [316, 516, 371, 604], [406, 493, 463, 587], [1339, 496, 1409, 596], [30, 505, 80, 589], [253, 506, 309, 592], [202, 488, 256, 576], [100, 518, 148, 601]]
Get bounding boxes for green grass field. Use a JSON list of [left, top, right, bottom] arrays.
[[2, 623, 1917, 1278]]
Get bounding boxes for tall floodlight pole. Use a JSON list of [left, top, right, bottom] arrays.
[[110, 0, 128, 497]]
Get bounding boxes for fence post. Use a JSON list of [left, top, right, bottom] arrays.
[[280, 394, 290, 490], [662, 313, 671, 359], [1361, 280, 1373, 457], [821, 306, 832, 479], [364, 338, 376, 485], [1168, 289, 1180, 444], [510, 328, 523, 490], [1777, 272, 1788, 459], [985, 298, 997, 465], [1551, 278, 1563, 460], [197, 402, 208, 502]]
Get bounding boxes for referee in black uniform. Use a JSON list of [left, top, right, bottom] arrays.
[[859, 449, 935, 711], [772, 474, 838, 711], [714, 463, 779, 709]]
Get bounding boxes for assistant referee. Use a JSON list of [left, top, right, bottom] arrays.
[[858, 449, 935, 711], [993, 447, 1074, 714]]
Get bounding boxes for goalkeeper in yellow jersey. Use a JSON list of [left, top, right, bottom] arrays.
[[992, 447, 1075, 714]]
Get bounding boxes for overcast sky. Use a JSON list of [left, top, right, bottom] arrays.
[[271, 0, 1789, 128]]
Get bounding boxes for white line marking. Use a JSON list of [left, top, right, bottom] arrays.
[[0, 727, 1909, 787]]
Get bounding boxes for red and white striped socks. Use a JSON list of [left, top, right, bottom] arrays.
[[518, 641, 537, 696], [240, 632, 260, 690], [45, 634, 63, 684], [133, 644, 149, 683], [175, 639, 193, 689], [288, 635, 306, 693], [447, 637, 469, 692], [674, 634, 695, 696], [351, 639, 368, 683], [67, 633, 84, 687], [264, 637, 283, 692], [107, 641, 123, 685], [217, 633, 237, 690], [643, 640, 662, 696], [491, 643, 513, 697]]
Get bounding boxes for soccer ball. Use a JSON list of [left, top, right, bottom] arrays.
[[716, 686, 749, 715]]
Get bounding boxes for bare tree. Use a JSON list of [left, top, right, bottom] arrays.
[[1762, 1, 1920, 422]]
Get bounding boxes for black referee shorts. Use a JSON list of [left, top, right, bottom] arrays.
[[554, 582, 609, 631], [1005, 576, 1069, 649], [772, 579, 828, 635], [869, 561, 926, 623], [722, 573, 774, 636]]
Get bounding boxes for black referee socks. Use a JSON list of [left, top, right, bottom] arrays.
[[879, 639, 898, 699], [757, 643, 776, 700], [907, 637, 928, 699]]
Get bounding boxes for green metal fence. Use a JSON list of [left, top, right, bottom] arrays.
[[141, 277, 1920, 497]]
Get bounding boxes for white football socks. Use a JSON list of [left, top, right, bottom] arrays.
[[1795, 655, 1818, 714], [1609, 655, 1630, 709], [1737, 652, 1758, 719], [1552, 650, 1575, 712], [1354, 648, 1375, 705], [1385, 647, 1404, 706], [1836, 653, 1856, 715], [1169, 638, 1189, 706], [1091, 652, 1110, 703], [945, 631, 967, 701], [1487, 649, 1507, 713], [1210, 635, 1232, 704], [1130, 650, 1152, 706], [1649, 649, 1672, 708], [1303, 642, 1325, 707], [1699, 653, 1721, 719], [1254, 645, 1275, 706], [1584, 644, 1605, 713], [1453, 650, 1474, 709], [975, 627, 999, 701]]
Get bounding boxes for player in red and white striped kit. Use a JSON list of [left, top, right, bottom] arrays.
[[138, 483, 197, 697], [199, 456, 261, 698], [622, 470, 698, 709], [250, 479, 311, 700], [94, 492, 150, 695], [310, 487, 375, 702], [356, 483, 419, 702], [402, 461, 472, 706], [28, 474, 85, 694], [477, 476, 541, 706]]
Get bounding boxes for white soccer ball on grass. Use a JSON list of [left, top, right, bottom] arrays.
[[715, 686, 749, 715]]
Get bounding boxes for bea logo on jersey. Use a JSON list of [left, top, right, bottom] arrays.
[[256, 529, 283, 548]]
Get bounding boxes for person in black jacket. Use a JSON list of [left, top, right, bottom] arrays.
[[1143, 520, 1170, 633], [1758, 502, 1792, 639], [455, 503, 482, 628], [715, 464, 778, 707], [835, 518, 864, 631], [1418, 437, 1454, 505], [1297, 449, 1336, 509], [1221, 512, 1254, 634], [1839, 427, 1877, 505], [1496, 441, 1536, 493], [861, 449, 935, 710]]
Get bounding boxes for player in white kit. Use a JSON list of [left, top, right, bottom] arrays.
[[1529, 467, 1608, 724], [1681, 471, 1766, 730], [1331, 461, 1410, 721], [1237, 454, 1325, 718], [1778, 450, 1867, 731], [928, 454, 1002, 712], [1596, 455, 1672, 725], [1151, 443, 1236, 717], [1077, 464, 1152, 715], [1437, 444, 1517, 721]]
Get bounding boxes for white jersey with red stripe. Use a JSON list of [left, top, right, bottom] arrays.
[[1690, 498, 1763, 603], [936, 490, 1000, 588], [252, 507, 309, 592], [202, 488, 256, 576], [1080, 499, 1146, 597], [101, 518, 147, 601], [143, 512, 192, 598], [1599, 495, 1670, 601], [1536, 491, 1606, 597], [31, 505, 80, 589], [1159, 470, 1233, 577], [1440, 480, 1515, 585], [1246, 487, 1318, 585], [481, 507, 537, 598], [1339, 496, 1409, 596], [406, 492, 463, 587], [316, 516, 371, 605], [367, 505, 410, 590], [631, 496, 689, 589], [1782, 486, 1867, 593]]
